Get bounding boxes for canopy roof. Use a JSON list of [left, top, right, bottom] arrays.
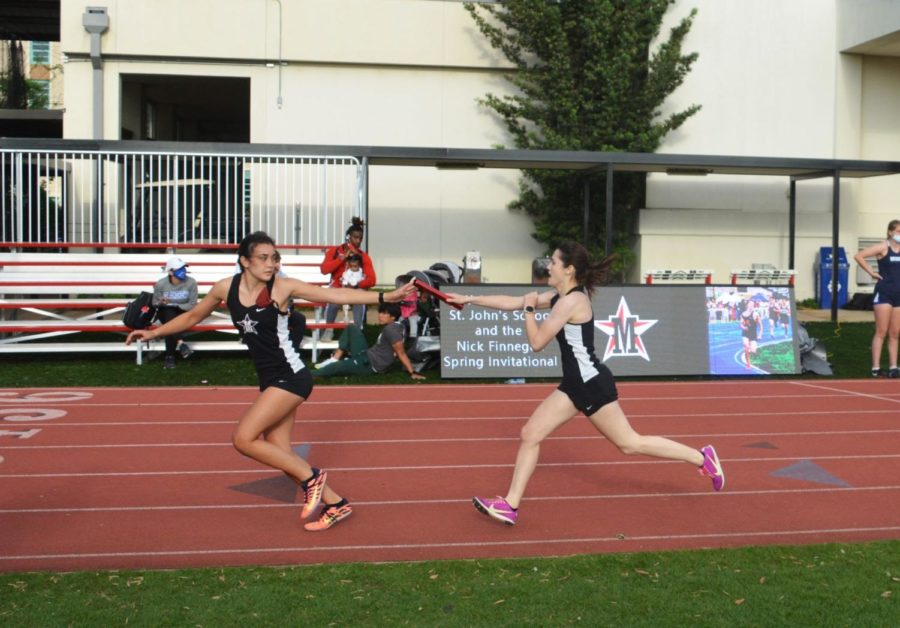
[[5, 139, 900, 179], [5, 138, 900, 322], [360, 146, 900, 179]]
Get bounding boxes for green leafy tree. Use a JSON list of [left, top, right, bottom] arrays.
[[465, 0, 700, 272], [0, 40, 50, 109], [0, 77, 50, 109]]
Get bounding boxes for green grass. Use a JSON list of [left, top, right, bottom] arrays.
[[1, 320, 895, 625], [802, 321, 874, 378], [0, 321, 874, 387], [1, 542, 897, 626]]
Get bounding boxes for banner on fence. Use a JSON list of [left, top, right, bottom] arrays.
[[439, 284, 800, 378]]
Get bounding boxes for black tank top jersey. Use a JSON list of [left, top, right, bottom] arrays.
[[226, 274, 305, 382], [550, 286, 603, 384], [741, 310, 758, 340], [876, 242, 900, 288]]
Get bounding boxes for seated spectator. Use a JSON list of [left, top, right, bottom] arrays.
[[313, 302, 425, 380], [319, 217, 376, 339], [340, 253, 366, 288], [153, 256, 199, 369]]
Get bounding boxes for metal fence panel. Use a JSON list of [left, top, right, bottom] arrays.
[[0, 148, 362, 249]]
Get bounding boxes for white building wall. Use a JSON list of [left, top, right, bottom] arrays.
[[645, 0, 840, 297], [858, 55, 900, 234], [60, 0, 537, 283], [58, 0, 900, 295], [646, 0, 900, 300]]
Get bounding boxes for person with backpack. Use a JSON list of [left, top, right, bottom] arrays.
[[153, 256, 198, 369]]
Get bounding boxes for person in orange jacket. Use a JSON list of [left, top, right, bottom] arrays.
[[319, 217, 376, 339]]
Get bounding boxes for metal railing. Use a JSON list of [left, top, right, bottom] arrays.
[[0, 145, 364, 250]]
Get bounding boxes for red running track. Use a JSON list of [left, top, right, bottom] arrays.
[[1, 380, 899, 572]]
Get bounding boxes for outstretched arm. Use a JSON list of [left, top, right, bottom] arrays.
[[126, 278, 227, 345], [523, 291, 581, 352], [446, 290, 556, 311], [280, 277, 415, 307]]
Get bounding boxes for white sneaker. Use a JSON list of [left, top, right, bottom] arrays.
[[319, 329, 334, 342], [315, 357, 338, 369]]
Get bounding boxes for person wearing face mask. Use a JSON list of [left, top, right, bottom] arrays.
[[153, 256, 199, 369], [854, 219, 900, 378]]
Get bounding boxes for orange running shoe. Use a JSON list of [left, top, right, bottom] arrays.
[[300, 468, 327, 519], [304, 501, 353, 531]]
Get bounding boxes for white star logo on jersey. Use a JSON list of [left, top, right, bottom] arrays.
[[237, 313, 259, 335], [595, 296, 658, 361]]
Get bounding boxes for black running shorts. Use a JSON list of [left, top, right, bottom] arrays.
[[557, 364, 618, 416], [260, 368, 314, 399], [874, 283, 900, 307]]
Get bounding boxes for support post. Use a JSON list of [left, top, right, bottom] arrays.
[[788, 178, 796, 270], [605, 163, 614, 256], [360, 156, 369, 251], [831, 170, 840, 323], [582, 178, 590, 249]]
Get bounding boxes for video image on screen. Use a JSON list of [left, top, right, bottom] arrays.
[[706, 286, 798, 375]]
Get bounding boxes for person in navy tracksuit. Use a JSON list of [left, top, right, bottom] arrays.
[[854, 219, 900, 378]]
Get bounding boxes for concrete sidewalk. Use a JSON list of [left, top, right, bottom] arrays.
[[796, 308, 872, 323]]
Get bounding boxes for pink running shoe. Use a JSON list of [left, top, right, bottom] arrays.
[[472, 496, 517, 525], [300, 468, 327, 519], [699, 445, 725, 491]]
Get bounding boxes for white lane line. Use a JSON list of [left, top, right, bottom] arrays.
[[4, 429, 900, 450], [3, 453, 899, 478], [0, 381, 848, 394], [1, 484, 899, 515], [2, 525, 899, 563], [8, 390, 899, 408], [789, 380, 900, 404], [14, 408, 900, 427]]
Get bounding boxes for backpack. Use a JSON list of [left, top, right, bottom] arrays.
[[122, 292, 158, 329]]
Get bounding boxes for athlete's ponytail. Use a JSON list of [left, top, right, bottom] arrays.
[[556, 240, 618, 296]]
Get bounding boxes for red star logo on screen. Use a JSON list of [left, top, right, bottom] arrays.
[[595, 297, 658, 361]]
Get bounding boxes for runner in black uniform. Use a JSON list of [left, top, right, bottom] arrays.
[[854, 219, 900, 377], [448, 241, 725, 526], [739, 300, 760, 369], [552, 287, 618, 416], [127, 231, 415, 531], [767, 297, 779, 338]]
